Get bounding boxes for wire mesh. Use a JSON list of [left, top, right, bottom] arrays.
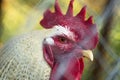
[[0, 0, 120, 80]]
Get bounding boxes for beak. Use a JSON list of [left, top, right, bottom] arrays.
[[82, 50, 93, 61]]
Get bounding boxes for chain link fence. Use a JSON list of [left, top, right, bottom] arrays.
[[0, 0, 120, 80]]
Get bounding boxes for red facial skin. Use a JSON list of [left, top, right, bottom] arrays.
[[43, 35, 84, 80]]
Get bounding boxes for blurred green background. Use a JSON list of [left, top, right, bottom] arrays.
[[0, 0, 120, 80]]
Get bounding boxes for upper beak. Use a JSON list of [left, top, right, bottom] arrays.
[[82, 50, 93, 61]]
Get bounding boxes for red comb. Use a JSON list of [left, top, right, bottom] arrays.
[[40, 0, 98, 49], [40, 0, 94, 29]]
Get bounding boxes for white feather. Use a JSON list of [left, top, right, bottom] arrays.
[[0, 30, 51, 80], [52, 25, 74, 39], [43, 25, 75, 45], [0, 25, 74, 80]]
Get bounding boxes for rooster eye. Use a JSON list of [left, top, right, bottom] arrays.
[[58, 37, 67, 43]]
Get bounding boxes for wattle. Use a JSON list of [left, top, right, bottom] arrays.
[[50, 56, 84, 80]]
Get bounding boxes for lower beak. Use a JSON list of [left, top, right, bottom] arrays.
[[82, 50, 93, 61]]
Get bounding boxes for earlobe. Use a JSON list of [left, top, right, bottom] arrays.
[[50, 57, 82, 80], [44, 38, 54, 45]]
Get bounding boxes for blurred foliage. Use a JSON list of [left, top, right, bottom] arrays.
[[18, 0, 42, 6], [0, 0, 120, 79], [110, 16, 120, 56], [84, 0, 108, 13], [2, 0, 32, 42]]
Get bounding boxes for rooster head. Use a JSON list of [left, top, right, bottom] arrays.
[[40, 0, 98, 80]]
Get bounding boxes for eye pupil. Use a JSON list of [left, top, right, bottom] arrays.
[[60, 38, 65, 42], [59, 37, 67, 43]]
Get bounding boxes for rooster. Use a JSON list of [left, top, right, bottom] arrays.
[[0, 0, 98, 80]]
